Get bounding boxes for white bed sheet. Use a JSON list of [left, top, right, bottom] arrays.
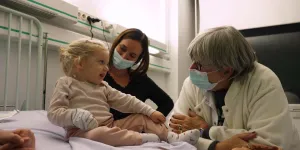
[[0, 111, 197, 150], [0, 110, 71, 150]]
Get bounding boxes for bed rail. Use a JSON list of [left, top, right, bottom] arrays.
[[0, 5, 43, 111]]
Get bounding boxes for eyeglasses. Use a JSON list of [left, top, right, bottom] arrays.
[[193, 62, 218, 72]]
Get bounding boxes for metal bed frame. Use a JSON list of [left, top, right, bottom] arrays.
[[0, 5, 44, 111]]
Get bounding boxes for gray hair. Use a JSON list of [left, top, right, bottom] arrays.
[[187, 26, 256, 83]]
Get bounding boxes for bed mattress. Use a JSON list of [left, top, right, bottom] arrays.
[[0, 111, 196, 150]]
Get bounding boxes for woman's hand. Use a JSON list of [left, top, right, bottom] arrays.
[[216, 132, 280, 150], [232, 144, 281, 150], [0, 130, 23, 150], [250, 144, 281, 150], [0, 129, 35, 150], [13, 129, 35, 149], [150, 111, 166, 123], [232, 148, 250, 150], [169, 109, 209, 133], [0, 130, 23, 145], [215, 132, 257, 150]]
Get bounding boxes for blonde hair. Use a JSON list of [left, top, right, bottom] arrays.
[[59, 39, 107, 76], [188, 26, 257, 83]]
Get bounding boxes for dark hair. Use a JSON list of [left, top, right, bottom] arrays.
[[109, 28, 149, 78]]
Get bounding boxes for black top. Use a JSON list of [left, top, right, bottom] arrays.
[[205, 89, 227, 150], [213, 89, 227, 126], [104, 73, 174, 120]]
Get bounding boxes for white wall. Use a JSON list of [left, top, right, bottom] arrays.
[[166, 0, 179, 101], [63, 0, 166, 43], [178, 0, 194, 94], [199, 0, 300, 31], [166, 0, 195, 100]]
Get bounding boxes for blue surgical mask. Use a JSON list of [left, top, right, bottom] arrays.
[[189, 69, 221, 90], [113, 49, 135, 69]]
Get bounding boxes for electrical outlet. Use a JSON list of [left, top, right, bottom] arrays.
[[81, 13, 87, 21], [78, 11, 87, 21]]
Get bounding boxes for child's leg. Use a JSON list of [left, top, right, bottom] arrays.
[[114, 114, 201, 145], [113, 114, 168, 141], [68, 126, 143, 146]]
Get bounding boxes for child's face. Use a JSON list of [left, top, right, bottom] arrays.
[[78, 49, 109, 85]]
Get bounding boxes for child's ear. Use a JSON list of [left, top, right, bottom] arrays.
[[74, 58, 84, 71]]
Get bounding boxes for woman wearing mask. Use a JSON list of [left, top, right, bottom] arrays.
[[168, 26, 299, 150], [104, 28, 174, 120]]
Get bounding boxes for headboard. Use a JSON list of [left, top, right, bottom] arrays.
[[240, 23, 300, 104]]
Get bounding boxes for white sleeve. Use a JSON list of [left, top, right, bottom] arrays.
[[209, 75, 299, 150]]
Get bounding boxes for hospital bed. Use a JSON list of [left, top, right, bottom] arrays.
[[0, 4, 196, 150]]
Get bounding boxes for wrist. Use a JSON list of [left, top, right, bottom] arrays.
[[215, 142, 225, 150], [148, 110, 156, 117], [202, 126, 211, 139], [215, 142, 233, 150], [208, 141, 220, 150]]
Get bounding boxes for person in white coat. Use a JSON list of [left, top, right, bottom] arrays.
[[168, 26, 299, 150]]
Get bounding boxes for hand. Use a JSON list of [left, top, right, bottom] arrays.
[[0, 130, 23, 146], [72, 108, 98, 131], [13, 129, 35, 149], [215, 132, 257, 150], [0, 129, 35, 150], [150, 111, 166, 123], [232, 148, 250, 150], [251, 144, 281, 150], [170, 109, 209, 134], [232, 144, 280, 150]]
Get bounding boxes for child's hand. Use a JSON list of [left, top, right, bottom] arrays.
[[150, 111, 166, 123], [72, 108, 98, 131]]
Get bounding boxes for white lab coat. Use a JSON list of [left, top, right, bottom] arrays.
[[168, 62, 300, 150]]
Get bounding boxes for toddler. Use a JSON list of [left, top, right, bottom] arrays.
[[47, 39, 200, 146]]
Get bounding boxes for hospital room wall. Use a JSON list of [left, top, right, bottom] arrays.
[[166, 0, 195, 102], [199, 0, 300, 31]]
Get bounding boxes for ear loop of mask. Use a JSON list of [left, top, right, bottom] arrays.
[[205, 68, 235, 84]]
